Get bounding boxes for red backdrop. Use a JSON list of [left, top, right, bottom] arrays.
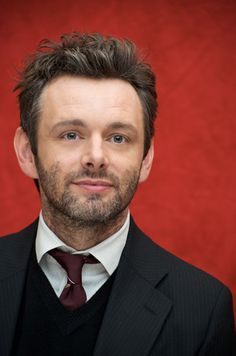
[[1, 0, 235, 318]]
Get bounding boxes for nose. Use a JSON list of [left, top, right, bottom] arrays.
[[81, 136, 109, 172]]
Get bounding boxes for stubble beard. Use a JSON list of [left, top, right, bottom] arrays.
[[35, 159, 141, 230]]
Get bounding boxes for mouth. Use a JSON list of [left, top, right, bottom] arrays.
[[72, 179, 114, 192]]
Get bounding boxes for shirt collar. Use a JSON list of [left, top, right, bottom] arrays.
[[36, 212, 130, 275]]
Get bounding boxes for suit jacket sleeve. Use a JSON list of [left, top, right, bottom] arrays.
[[198, 285, 236, 356]]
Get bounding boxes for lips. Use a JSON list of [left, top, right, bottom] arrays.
[[72, 179, 113, 192]]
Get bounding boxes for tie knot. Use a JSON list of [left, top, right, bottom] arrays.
[[49, 249, 97, 284]]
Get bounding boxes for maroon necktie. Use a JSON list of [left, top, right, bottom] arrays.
[[49, 249, 97, 311]]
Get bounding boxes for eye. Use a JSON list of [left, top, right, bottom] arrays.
[[63, 132, 80, 140], [110, 134, 127, 144]]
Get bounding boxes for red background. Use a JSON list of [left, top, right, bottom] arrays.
[[1, 0, 235, 318]]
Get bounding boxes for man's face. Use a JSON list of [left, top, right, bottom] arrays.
[[31, 76, 153, 225]]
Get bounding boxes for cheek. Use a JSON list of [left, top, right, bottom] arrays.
[[38, 146, 80, 171], [112, 146, 143, 164], [113, 159, 142, 182], [118, 153, 143, 172]]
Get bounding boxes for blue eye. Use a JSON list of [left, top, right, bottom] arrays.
[[111, 135, 126, 144], [64, 132, 79, 140]]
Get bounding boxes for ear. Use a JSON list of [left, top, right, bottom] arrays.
[[14, 127, 39, 179], [139, 140, 154, 183]]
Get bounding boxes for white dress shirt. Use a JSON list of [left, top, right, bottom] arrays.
[[36, 212, 130, 301]]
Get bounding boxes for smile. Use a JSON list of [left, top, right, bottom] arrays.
[[72, 180, 113, 192]]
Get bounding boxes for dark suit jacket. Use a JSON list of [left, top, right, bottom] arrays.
[[0, 218, 235, 356]]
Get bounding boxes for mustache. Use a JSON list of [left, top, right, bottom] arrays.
[[66, 169, 119, 186]]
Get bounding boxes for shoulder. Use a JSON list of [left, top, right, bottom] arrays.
[[129, 217, 232, 301], [0, 220, 38, 243], [129, 219, 235, 350], [0, 220, 38, 269]]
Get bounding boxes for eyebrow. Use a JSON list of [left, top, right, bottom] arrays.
[[50, 119, 138, 135], [50, 119, 86, 133], [106, 121, 138, 134]]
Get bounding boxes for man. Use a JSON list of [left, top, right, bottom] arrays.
[[0, 32, 235, 356]]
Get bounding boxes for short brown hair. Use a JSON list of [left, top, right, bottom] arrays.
[[15, 32, 157, 157]]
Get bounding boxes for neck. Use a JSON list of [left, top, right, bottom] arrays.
[[41, 207, 128, 250]]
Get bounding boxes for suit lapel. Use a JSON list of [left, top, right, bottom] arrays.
[[94, 218, 173, 356], [0, 221, 37, 356]]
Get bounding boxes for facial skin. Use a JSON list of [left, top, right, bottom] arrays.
[[14, 76, 154, 249]]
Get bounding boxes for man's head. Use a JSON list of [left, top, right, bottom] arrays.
[[15, 32, 157, 158], [14, 32, 157, 229]]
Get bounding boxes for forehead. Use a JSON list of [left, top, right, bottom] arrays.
[[39, 76, 143, 127]]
